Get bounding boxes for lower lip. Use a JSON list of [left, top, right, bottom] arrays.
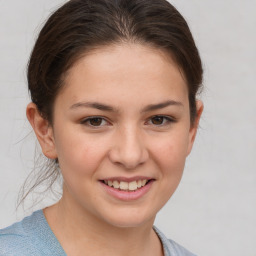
[[100, 180, 154, 201]]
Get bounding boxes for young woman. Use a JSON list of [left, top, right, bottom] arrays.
[[0, 0, 203, 255]]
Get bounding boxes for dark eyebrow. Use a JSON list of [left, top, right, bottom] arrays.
[[142, 100, 183, 113], [70, 100, 183, 113], [70, 101, 116, 112]]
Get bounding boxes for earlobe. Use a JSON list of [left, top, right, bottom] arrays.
[[26, 102, 57, 159], [187, 100, 204, 156]]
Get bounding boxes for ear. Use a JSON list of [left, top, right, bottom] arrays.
[[187, 100, 204, 156], [26, 102, 57, 159]]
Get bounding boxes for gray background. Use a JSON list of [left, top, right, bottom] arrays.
[[0, 1, 255, 255]]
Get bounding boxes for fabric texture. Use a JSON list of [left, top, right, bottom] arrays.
[[0, 210, 196, 256]]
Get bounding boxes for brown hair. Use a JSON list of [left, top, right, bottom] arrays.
[[22, 0, 203, 206], [28, 0, 202, 125]]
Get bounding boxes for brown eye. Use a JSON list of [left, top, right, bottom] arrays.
[[151, 116, 164, 125], [81, 117, 108, 127], [89, 118, 103, 126], [147, 115, 174, 126]]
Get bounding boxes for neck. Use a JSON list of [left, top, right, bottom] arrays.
[[44, 195, 163, 256]]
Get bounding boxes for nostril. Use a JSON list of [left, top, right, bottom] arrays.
[[108, 138, 149, 169]]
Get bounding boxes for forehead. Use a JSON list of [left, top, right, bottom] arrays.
[[58, 43, 188, 107]]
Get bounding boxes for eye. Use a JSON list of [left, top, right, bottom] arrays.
[[81, 117, 109, 127], [147, 115, 174, 126]]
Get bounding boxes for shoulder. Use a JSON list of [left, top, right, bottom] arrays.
[[153, 226, 197, 256], [0, 210, 66, 256], [0, 212, 39, 255]]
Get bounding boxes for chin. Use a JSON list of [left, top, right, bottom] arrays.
[[100, 209, 156, 229]]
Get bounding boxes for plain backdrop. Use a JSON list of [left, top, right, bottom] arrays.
[[0, 1, 255, 255]]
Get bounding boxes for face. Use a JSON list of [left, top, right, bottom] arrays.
[[33, 43, 202, 228]]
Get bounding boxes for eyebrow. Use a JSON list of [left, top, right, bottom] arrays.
[[141, 100, 183, 112], [69, 100, 183, 112], [70, 102, 116, 112]]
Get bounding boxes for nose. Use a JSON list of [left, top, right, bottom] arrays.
[[108, 125, 149, 169]]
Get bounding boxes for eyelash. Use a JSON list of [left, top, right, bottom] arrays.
[[80, 115, 175, 128], [146, 115, 175, 126], [80, 116, 110, 128]]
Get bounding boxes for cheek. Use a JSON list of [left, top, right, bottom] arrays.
[[147, 135, 189, 212], [54, 131, 107, 177], [150, 130, 190, 173]]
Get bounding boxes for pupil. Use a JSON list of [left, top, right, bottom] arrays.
[[152, 116, 163, 125], [90, 118, 102, 126]]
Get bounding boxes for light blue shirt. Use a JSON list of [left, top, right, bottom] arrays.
[[0, 210, 196, 256]]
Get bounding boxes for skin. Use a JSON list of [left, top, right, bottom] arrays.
[[27, 43, 203, 256]]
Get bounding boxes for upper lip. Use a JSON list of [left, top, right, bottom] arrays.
[[100, 176, 155, 182]]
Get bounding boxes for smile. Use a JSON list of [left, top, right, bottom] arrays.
[[103, 179, 149, 191], [100, 177, 155, 201]]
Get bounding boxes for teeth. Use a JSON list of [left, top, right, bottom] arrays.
[[113, 180, 120, 189], [128, 181, 138, 191], [120, 181, 129, 190], [104, 179, 149, 191]]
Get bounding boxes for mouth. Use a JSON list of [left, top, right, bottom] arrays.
[[99, 177, 155, 201], [100, 179, 152, 192]]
